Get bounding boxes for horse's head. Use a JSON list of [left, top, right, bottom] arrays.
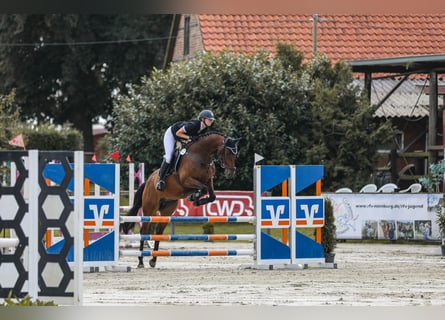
[[218, 137, 241, 179]]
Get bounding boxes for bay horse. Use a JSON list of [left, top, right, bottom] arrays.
[[121, 132, 241, 268]]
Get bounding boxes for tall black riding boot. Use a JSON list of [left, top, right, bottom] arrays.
[[156, 159, 170, 191]]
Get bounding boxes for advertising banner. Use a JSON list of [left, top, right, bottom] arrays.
[[173, 190, 254, 217], [327, 193, 443, 240], [172, 190, 443, 241]]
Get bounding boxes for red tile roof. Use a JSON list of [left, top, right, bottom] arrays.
[[198, 14, 445, 63]]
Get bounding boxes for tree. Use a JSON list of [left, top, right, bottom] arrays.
[[112, 46, 394, 191], [112, 50, 312, 190], [1, 89, 83, 151], [0, 14, 173, 152], [304, 55, 393, 191], [0, 89, 23, 149]]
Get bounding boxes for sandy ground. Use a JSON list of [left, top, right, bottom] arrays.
[[82, 241, 445, 306]]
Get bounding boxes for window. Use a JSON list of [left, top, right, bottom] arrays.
[[183, 16, 190, 56]]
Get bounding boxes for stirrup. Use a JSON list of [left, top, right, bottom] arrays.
[[156, 180, 165, 191]]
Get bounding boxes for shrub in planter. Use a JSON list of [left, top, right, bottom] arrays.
[[322, 197, 337, 262], [436, 204, 445, 255], [202, 222, 214, 234]]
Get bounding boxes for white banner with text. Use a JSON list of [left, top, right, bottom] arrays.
[[327, 193, 443, 240]]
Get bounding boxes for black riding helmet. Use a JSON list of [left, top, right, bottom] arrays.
[[198, 109, 215, 121]]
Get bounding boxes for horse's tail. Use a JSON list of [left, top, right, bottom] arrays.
[[121, 181, 145, 234]]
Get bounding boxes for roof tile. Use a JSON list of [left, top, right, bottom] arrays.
[[198, 14, 445, 63]]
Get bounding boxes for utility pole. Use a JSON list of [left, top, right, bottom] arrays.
[[311, 14, 327, 57], [312, 14, 319, 57]]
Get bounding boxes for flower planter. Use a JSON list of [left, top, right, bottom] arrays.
[[325, 252, 336, 263]]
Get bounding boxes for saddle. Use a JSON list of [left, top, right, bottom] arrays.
[[168, 141, 187, 175]]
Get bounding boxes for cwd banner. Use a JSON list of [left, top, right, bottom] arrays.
[[173, 191, 254, 217], [327, 193, 443, 241]]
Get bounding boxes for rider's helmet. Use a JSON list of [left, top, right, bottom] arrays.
[[198, 109, 215, 121]]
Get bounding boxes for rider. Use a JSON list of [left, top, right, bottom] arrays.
[[156, 109, 215, 191]]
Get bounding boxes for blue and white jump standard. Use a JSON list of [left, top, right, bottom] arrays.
[[254, 164, 326, 268]]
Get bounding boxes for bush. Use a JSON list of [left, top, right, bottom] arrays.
[[0, 292, 57, 306], [23, 122, 83, 150], [322, 197, 337, 255]]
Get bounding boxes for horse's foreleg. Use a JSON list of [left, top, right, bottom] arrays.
[[194, 179, 216, 206], [195, 190, 215, 206]]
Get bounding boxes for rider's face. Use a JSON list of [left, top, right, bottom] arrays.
[[204, 118, 214, 126]]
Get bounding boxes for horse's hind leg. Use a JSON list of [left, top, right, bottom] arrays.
[[137, 175, 161, 268], [137, 222, 154, 268], [138, 222, 159, 268], [121, 182, 146, 234], [148, 223, 168, 268], [148, 199, 178, 268]]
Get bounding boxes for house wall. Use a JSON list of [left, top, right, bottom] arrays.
[[172, 14, 204, 63], [395, 118, 429, 177], [375, 116, 444, 189]]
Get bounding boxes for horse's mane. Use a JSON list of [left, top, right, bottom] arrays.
[[186, 131, 225, 146]]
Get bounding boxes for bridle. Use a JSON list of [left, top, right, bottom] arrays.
[[217, 138, 238, 170]]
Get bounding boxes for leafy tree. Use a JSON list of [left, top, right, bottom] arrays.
[[23, 122, 83, 151], [0, 14, 173, 152], [304, 56, 393, 191], [0, 89, 23, 149], [112, 50, 312, 189], [112, 46, 394, 191], [276, 42, 305, 72], [1, 90, 83, 151]]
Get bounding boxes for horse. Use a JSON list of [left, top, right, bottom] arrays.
[[121, 132, 241, 268]]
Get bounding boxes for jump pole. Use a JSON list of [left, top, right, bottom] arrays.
[[118, 215, 257, 260], [121, 249, 255, 257]]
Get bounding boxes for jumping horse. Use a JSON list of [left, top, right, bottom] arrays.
[[121, 132, 241, 268]]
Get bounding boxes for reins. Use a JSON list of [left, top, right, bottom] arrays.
[[216, 139, 237, 170], [182, 132, 237, 170]]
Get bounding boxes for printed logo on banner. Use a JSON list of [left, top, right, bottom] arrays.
[[175, 199, 190, 216], [261, 198, 290, 227], [295, 197, 324, 227], [84, 198, 115, 229], [204, 194, 254, 216], [173, 191, 254, 217]]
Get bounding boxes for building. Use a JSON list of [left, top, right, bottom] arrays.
[[166, 14, 445, 187]]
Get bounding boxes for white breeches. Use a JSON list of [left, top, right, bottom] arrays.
[[163, 126, 176, 163]]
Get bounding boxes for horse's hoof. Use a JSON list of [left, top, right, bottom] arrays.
[[149, 260, 156, 268], [137, 264, 144, 268]]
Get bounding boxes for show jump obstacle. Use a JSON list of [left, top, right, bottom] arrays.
[[119, 164, 327, 268], [1, 150, 327, 304], [0, 150, 83, 305], [254, 164, 326, 267]]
